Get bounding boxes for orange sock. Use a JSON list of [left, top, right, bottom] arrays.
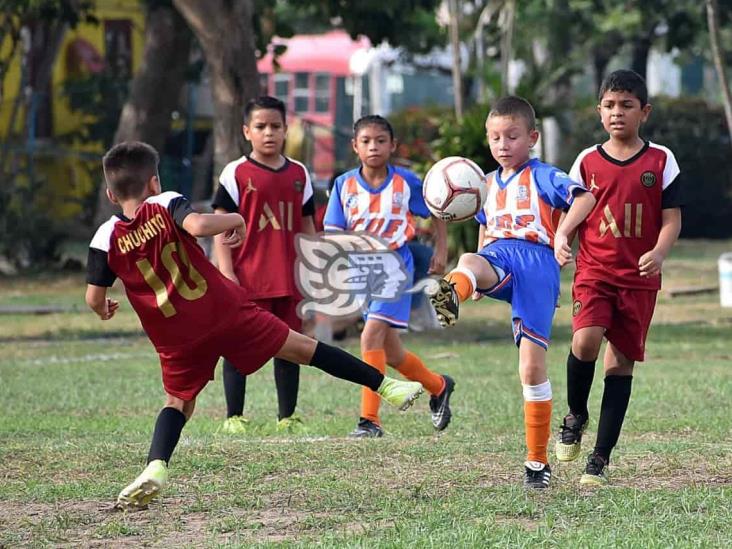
[[361, 349, 386, 424], [394, 351, 445, 396], [445, 270, 475, 302], [524, 400, 552, 464]]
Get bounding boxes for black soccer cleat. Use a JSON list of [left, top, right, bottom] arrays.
[[429, 375, 455, 431], [427, 278, 460, 327], [524, 461, 552, 489], [555, 412, 589, 462], [349, 418, 384, 438], [580, 452, 609, 486]]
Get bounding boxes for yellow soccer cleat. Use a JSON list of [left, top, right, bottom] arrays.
[[555, 413, 588, 462], [116, 459, 168, 510], [219, 415, 250, 435], [377, 377, 423, 411], [276, 414, 306, 433], [426, 278, 460, 327], [579, 453, 609, 486]]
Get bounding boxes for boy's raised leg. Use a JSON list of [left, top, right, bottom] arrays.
[[277, 330, 424, 411]]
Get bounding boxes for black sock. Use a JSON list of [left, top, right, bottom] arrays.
[[593, 375, 633, 461], [566, 351, 596, 418], [223, 359, 246, 417], [147, 407, 186, 464], [274, 358, 300, 420], [309, 342, 383, 391]]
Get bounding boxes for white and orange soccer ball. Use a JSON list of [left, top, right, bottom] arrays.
[[422, 156, 487, 222]]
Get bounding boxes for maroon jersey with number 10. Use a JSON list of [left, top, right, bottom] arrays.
[[86, 191, 245, 350], [569, 142, 681, 291]]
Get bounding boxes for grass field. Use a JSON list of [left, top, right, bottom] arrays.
[[2, 240, 732, 547]]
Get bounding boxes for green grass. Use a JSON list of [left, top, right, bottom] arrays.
[[2, 243, 732, 546]]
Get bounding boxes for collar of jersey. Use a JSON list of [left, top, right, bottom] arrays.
[[596, 140, 649, 166], [494, 158, 534, 189], [355, 164, 395, 194], [246, 154, 289, 173]]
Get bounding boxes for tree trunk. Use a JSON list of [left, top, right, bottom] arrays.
[[706, 0, 732, 152], [448, 0, 463, 120], [113, 5, 191, 149], [96, 2, 192, 222], [630, 35, 651, 81], [173, 0, 259, 183]]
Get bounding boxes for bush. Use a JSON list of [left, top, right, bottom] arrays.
[[563, 96, 732, 239]]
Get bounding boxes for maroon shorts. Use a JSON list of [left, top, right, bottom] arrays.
[[571, 278, 657, 362], [251, 296, 302, 331], [158, 301, 290, 400]]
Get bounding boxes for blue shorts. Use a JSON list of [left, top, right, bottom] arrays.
[[476, 239, 559, 349], [365, 245, 414, 330]]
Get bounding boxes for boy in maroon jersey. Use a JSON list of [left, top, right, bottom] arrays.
[[554, 70, 682, 485], [86, 141, 423, 509], [212, 96, 314, 433]]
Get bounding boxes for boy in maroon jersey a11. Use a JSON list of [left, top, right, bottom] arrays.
[[85, 141, 423, 509], [554, 70, 683, 485], [212, 96, 314, 433]]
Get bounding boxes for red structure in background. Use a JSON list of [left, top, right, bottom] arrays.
[[257, 31, 371, 184]]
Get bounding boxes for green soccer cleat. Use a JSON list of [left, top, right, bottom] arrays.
[[580, 453, 609, 487], [555, 413, 588, 462], [377, 376, 424, 411], [276, 414, 306, 433], [219, 415, 250, 434], [116, 459, 168, 510]]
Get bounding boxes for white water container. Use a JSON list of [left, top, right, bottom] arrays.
[[720, 253, 732, 307]]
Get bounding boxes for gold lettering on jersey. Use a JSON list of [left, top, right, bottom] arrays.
[[624, 203, 632, 237], [136, 241, 208, 318], [116, 213, 168, 254], [600, 203, 643, 239], [259, 202, 282, 231], [599, 205, 621, 238], [258, 200, 295, 232]]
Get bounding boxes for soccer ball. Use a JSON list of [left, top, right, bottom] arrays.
[[422, 156, 487, 222]]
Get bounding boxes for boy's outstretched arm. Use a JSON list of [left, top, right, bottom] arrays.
[[554, 191, 596, 266], [639, 207, 682, 277], [183, 211, 246, 244], [86, 285, 119, 320]]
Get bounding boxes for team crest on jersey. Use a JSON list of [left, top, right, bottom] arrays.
[[640, 171, 656, 188], [392, 192, 404, 206], [572, 300, 582, 317], [345, 194, 359, 209], [517, 185, 529, 202], [294, 180, 304, 192], [295, 232, 414, 318]]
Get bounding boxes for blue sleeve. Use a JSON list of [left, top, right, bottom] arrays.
[[474, 209, 487, 226], [403, 169, 431, 218], [323, 177, 347, 231], [533, 163, 587, 211]]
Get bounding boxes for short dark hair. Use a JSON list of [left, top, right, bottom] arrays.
[[102, 141, 159, 200], [598, 69, 648, 107], [488, 96, 536, 130], [353, 115, 394, 140], [244, 96, 286, 124]]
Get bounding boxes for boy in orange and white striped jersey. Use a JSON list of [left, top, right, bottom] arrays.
[[428, 96, 596, 489], [324, 115, 454, 438]]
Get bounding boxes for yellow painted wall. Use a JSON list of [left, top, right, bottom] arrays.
[[0, 1, 145, 223]]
